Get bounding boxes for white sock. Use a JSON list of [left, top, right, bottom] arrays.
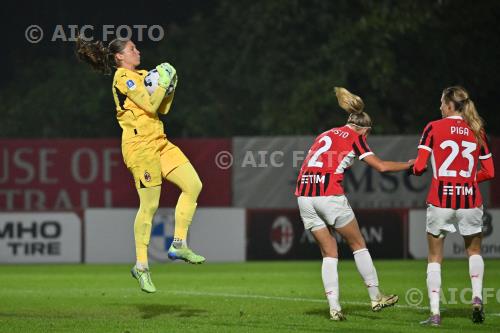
[[322, 257, 341, 311], [469, 254, 484, 300], [136, 261, 149, 271], [426, 262, 441, 315], [353, 248, 380, 301]]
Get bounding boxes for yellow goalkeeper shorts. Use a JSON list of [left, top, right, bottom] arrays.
[[122, 138, 189, 189]]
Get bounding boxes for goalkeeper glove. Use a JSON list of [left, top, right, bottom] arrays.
[[159, 62, 176, 78], [159, 63, 178, 95], [166, 74, 178, 96], [155, 63, 175, 89]]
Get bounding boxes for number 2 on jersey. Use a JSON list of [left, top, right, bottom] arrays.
[[438, 140, 476, 178], [307, 136, 332, 167]]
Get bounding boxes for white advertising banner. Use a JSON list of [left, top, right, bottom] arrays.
[[0, 212, 81, 263], [232, 136, 489, 209], [85, 208, 246, 263], [409, 209, 500, 258]]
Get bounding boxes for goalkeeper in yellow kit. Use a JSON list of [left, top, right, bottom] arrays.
[[76, 37, 205, 293]]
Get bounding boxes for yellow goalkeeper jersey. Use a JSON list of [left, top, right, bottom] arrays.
[[112, 67, 170, 142]]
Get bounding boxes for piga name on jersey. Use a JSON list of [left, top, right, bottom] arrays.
[[450, 126, 470, 135]]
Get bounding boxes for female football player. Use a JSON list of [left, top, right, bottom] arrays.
[[295, 87, 414, 321], [76, 38, 205, 294], [413, 86, 494, 326]]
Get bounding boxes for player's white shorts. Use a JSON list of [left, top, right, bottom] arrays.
[[426, 204, 483, 237], [297, 195, 355, 231]]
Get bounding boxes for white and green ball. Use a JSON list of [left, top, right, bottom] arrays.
[[144, 68, 177, 96]]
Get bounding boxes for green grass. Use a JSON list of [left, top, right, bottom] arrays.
[[1, 260, 499, 333]]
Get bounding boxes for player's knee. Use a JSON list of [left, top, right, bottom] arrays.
[[192, 177, 202, 196], [320, 244, 338, 258], [466, 247, 481, 257], [427, 254, 442, 264], [322, 249, 338, 258], [185, 177, 202, 199], [140, 200, 159, 216], [348, 238, 366, 252]]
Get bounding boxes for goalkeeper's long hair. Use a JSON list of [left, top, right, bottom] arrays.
[[75, 37, 129, 75], [334, 87, 372, 128]]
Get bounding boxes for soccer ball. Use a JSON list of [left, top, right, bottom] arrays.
[[144, 68, 177, 96], [144, 69, 160, 95]]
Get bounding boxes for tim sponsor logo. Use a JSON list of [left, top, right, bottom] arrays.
[[443, 185, 473, 196], [300, 174, 325, 184]]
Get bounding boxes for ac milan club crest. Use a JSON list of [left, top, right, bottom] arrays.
[[144, 171, 151, 182], [270, 216, 294, 255]]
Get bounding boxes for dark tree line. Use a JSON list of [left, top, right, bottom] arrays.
[[1, 0, 499, 138]]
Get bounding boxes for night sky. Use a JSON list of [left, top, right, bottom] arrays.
[[0, 0, 213, 83]]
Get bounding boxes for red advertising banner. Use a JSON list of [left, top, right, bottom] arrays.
[[0, 139, 231, 210]]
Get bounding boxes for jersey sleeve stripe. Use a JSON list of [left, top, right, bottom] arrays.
[[352, 144, 362, 156], [479, 153, 492, 160], [483, 132, 490, 146], [359, 152, 374, 160], [480, 133, 490, 155], [418, 145, 432, 152], [358, 136, 371, 152], [420, 124, 432, 146]]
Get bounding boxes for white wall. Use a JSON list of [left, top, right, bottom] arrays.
[[84, 208, 246, 263]]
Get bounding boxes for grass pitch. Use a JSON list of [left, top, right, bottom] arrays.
[[1, 260, 499, 332]]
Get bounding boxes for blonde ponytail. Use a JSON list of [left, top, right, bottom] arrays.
[[462, 99, 485, 148], [334, 87, 372, 128], [442, 86, 485, 148], [334, 87, 364, 114]]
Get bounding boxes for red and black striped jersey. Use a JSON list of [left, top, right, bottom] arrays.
[[414, 115, 493, 209], [295, 125, 373, 196]]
